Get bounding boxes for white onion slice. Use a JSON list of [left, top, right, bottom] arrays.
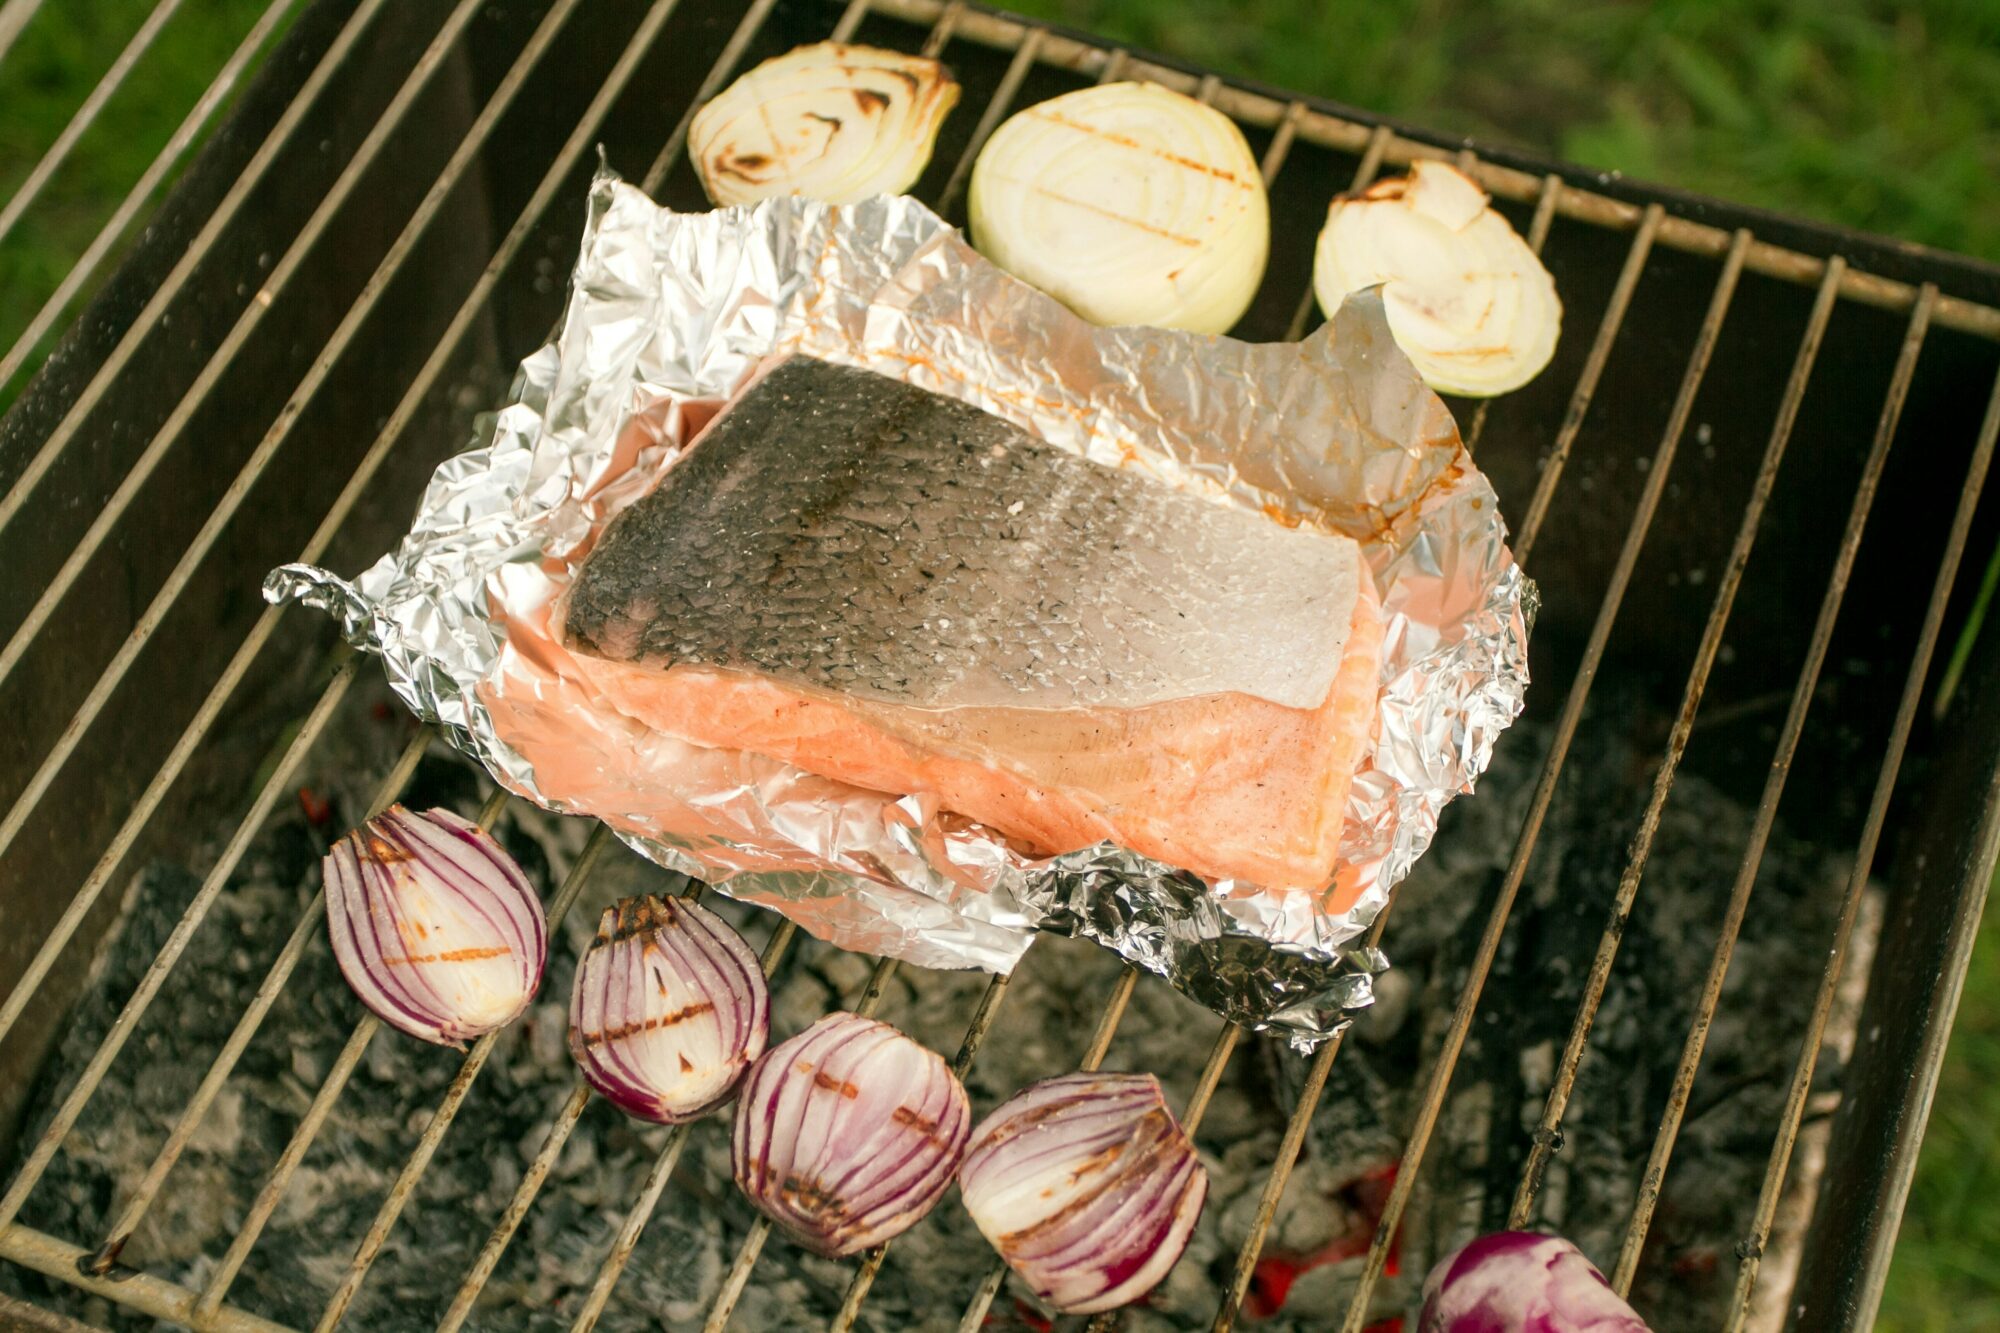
[[688, 42, 960, 206], [732, 1011, 970, 1257], [567, 894, 768, 1124], [1313, 159, 1561, 396], [968, 81, 1269, 334], [323, 805, 546, 1048], [957, 1072, 1207, 1314]]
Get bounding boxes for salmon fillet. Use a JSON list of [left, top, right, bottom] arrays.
[[560, 356, 1384, 890]]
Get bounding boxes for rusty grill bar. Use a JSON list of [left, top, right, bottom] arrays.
[[1, 1, 1998, 1330]]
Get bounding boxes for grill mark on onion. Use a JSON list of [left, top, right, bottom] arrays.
[[997, 1110, 1176, 1248], [1023, 184, 1203, 246], [1025, 107, 1254, 187], [384, 946, 513, 965], [575, 999, 716, 1047], [811, 1069, 861, 1098]]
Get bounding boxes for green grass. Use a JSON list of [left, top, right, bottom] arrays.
[[1005, 0, 2000, 262], [2, 1, 1998, 1327], [0, 0, 288, 405]]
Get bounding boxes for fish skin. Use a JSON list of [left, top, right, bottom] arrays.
[[564, 356, 1359, 713]]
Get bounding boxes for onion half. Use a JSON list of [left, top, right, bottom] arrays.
[[968, 81, 1269, 334], [323, 805, 546, 1047], [1419, 1232, 1651, 1332], [1313, 160, 1561, 396], [732, 1011, 970, 1257], [957, 1072, 1207, 1314], [689, 43, 960, 206], [567, 894, 768, 1124]]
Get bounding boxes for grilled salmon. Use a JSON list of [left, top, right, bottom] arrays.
[[555, 356, 1383, 890]]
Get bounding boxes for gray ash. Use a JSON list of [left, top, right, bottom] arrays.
[[2, 682, 1867, 1331]]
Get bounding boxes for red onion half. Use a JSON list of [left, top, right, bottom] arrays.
[[568, 894, 768, 1123], [957, 1072, 1207, 1314], [732, 1012, 970, 1257], [1420, 1232, 1651, 1332], [323, 804, 546, 1047]]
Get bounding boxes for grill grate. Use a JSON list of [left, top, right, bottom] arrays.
[[1, 1, 1998, 1329]]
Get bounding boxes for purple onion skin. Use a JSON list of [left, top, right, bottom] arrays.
[[323, 805, 547, 1048], [567, 894, 768, 1124], [1419, 1233, 1651, 1333], [957, 1072, 1207, 1315], [732, 1012, 970, 1258]]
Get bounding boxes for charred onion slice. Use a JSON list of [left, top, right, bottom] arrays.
[[968, 81, 1269, 334], [567, 894, 768, 1124], [957, 1072, 1207, 1314], [1420, 1232, 1651, 1332], [323, 805, 546, 1048], [732, 1011, 970, 1257], [1313, 160, 1561, 396], [688, 43, 960, 206]]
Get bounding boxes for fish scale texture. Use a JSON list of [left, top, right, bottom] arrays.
[[564, 356, 1358, 713]]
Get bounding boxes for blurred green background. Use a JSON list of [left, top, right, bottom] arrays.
[[0, 0, 1996, 1328]]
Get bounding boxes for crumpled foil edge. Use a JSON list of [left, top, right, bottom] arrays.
[[267, 171, 1531, 1049]]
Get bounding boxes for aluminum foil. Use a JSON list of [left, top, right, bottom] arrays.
[[267, 172, 1532, 1048]]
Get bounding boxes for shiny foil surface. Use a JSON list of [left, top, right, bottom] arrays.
[[267, 174, 1533, 1047]]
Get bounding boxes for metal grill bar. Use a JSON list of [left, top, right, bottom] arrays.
[[1, 720, 426, 1312], [0, 0, 588, 872], [1077, 1018, 1239, 1333], [191, 774, 508, 1323], [953, 965, 1139, 1333], [0, 0, 389, 539], [5, 4, 1995, 1329], [1726, 363, 2000, 1332], [1610, 286, 1938, 1295], [1327, 229, 1755, 1332], [312, 822, 614, 1331], [1463, 172, 1563, 452], [555, 919, 799, 1333], [1206, 219, 1740, 1333], [935, 24, 1045, 215], [0, 1222, 288, 1333], [0, 0, 45, 70], [1508, 256, 1848, 1228], [1514, 204, 1662, 560], [1212, 1031, 1341, 1331], [871, 0, 2000, 340], [0, 0, 186, 250], [827, 966, 1017, 1332], [0, 0, 484, 793], [697, 955, 906, 1333], [0, 0, 298, 396], [1255, 100, 1306, 183], [1282, 124, 1392, 342], [0, 662, 369, 1232], [435, 1079, 590, 1333], [0, 0, 684, 1126]]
